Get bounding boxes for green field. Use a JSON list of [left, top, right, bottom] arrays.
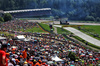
[[39, 23, 54, 32], [75, 25, 100, 40], [81, 25, 100, 34], [20, 27, 45, 33], [57, 27, 71, 34], [25, 27, 45, 33], [19, 23, 52, 33]]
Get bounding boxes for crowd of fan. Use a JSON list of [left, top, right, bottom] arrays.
[[0, 20, 37, 32], [0, 20, 100, 66], [0, 32, 100, 66]]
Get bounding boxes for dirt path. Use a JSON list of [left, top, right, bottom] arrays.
[[53, 26, 57, 34]]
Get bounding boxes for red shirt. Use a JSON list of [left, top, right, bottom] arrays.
[[0, 50, 7, 66]]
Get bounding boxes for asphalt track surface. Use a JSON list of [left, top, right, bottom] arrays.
[[64, 27, 100, 46], [28, 20, 100, 25]]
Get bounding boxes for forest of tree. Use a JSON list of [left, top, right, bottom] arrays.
[[0, 0, 100, 21]]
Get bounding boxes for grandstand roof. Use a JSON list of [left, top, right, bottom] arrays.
[[0, 10, 3, 13], [4, 8, 51, 13]]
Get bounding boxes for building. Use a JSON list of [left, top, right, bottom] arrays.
[[0, 10, 4, 17], [4, 8, 52, 18]]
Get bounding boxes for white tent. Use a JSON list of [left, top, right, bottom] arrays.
[[24, 38, 30, 42], [51, 55, 63, 62], [0, 36, 6, 40], [16, 35, 25, 40]]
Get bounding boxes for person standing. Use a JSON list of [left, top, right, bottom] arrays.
[[23, 48, 28, 61], [0, 44, 8, 66]]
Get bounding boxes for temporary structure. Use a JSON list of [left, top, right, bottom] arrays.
[[16, 35, 25, 40], [0, 36, 6, 40], [51, 55, 63, 62], [24, 38, 30, 42]]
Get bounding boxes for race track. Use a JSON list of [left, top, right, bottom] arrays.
[[53, 25, 100, 46]]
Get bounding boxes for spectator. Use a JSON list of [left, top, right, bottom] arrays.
[[0, 44, 8, 66], [23, 48, 28, 61], [8, 59, 14, 66]]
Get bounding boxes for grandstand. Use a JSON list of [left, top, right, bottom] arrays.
[[0, 10, 3, 16], [4, 8, 52, 18]]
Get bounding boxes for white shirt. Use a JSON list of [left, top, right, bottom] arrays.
[[8, 62, 14, 66]]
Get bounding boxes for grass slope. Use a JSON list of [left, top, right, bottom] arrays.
[[39, 23, 54, 32], [81, 25, 100, 34], [76, 25, 100, 40], [57, 27, 71, 34], [24, 27, 44, 33]]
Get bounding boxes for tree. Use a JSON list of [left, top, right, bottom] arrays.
[[85, 16, 95, 21], [55, 16, 59, 20], [68, 51, 76, 61], [0, 17, 4, 22], [96, 17, 100, 22], [4, 13, 12, 22]]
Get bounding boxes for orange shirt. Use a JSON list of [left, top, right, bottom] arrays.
[[22, 50, 27, 59], [34, 62, 41, 66]]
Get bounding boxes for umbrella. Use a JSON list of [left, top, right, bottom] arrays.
[[95, 58, 99, 60], [44, 45, 49, 48], [92, 58, 95, 60], [47, 61, 54, 64], [40, 49, 45, 51], [45, 52, 48, 54], [89, 54, 92, 56], [12, 46, 17, 50], [70, 65, 74, 66], [79, 59, 81, 61], [89, 56, 92, 58], [82, 60, 84, 63], [67, 50, 71, 51], [80, 54, 85, 57], [75, 59, 78, 62], [8, 43, 10, 46], [71, 50, 75, 52], [34, 40, 37, 41]]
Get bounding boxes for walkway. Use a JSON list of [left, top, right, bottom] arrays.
[[53, 26, 57, 34], [53, 25, 100, 47]]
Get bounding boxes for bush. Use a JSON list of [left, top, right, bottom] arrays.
[[55, 16, 59, 20], [0, 17, 4, 22], [4, 13, 12, 22], [85, 16, 95, 21], [68, 51, 76, 61]]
